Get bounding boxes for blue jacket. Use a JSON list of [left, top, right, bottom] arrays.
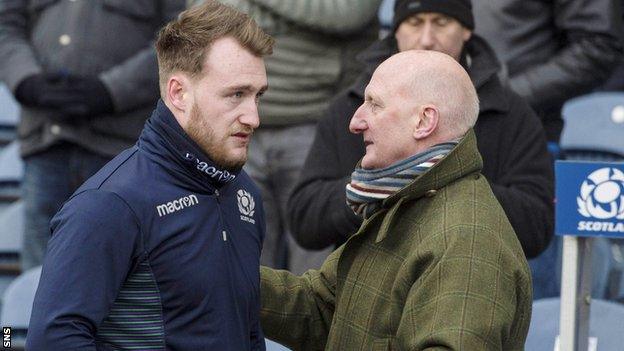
[[27, 100, 267, 350]]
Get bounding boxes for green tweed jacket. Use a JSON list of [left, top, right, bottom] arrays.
[[260, 130, 532, 350]]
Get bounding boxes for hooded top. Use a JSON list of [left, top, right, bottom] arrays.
[[27, 100, 267, 351]]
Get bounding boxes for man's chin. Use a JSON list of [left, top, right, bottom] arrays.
[[360, 155, 375, 170], [213, 153, 247, 173]]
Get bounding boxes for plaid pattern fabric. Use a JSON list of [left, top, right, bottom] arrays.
[[260, 130, 532, 350]]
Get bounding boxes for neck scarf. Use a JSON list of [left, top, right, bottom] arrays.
[[346, 142, 457, 218]]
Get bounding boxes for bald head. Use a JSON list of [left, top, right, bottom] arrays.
[[375, 50, 479, 140], [349, 50, 479, 169]]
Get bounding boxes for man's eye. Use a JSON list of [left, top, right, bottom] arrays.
[[435, 18, 450, 26], [406, 17, 422, 26], [255, 92, 264, 103], [368, 101, 379, 111], [233, 91, 244, 98]]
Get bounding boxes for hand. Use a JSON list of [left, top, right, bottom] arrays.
[[39, 75, 114, 117], [14, 73, 63, 108], [15, 73, 114, 117]]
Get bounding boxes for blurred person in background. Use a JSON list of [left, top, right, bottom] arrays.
[[0, 0, 185, 270], [27, 2, 274, 349], [289, 0, 554, 262], [189, 0, 382, 274], [261, 50, 532, 351], [473, 0, 624, 298], [473, 0, 624, 143]]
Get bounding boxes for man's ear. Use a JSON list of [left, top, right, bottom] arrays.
[[166, 74, 191, 113], [463, 29, 472, 43], [413, 105, 439, 140]]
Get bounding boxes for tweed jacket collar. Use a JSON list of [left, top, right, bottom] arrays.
[[364, 129, 483, 243]]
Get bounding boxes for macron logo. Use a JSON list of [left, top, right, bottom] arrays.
[[184, 153, 236, 183], [156, 194, 199, 217]]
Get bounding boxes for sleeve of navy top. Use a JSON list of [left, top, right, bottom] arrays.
[[26, 190, 142, 350]]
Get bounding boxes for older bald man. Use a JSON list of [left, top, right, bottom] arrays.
[[259, 50, 532, 351]]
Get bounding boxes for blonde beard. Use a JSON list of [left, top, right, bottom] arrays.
[[186, 103, 248, 171]]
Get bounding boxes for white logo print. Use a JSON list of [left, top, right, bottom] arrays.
[[237, 189, 256, 224], [156, 194, 199, 217], [184, 153, 236, 183], [577, 168, 624, 220]]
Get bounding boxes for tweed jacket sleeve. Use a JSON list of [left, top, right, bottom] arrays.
[[0, 0, 43, 92], [99, 0, 185, 113], [260, 247, 341, 350]]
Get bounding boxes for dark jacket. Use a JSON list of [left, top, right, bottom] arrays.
[[264, 131, 532, 350], [27, 101, 266, 350], [288, 35, 554, 258], [0, 0, 184, 157], [473, 0, 624, 141]]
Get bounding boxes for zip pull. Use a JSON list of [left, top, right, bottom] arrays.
[[222, 230, 227, 242]]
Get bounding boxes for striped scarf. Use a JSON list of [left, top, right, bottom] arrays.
[[346, 142, 457, 218]]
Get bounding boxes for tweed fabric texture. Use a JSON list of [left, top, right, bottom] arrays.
[[260, 130, 532, 350]]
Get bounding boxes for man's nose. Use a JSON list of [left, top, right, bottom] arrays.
[[240, 100, 260, 129], [418, 23, 436, 49], [349, 105, 367, 134]]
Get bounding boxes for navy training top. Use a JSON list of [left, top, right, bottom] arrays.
[[27, 100, 267, 350]]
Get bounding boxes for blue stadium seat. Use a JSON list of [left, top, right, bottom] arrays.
[[0, 141, 23, 183], [0, 200, 24, 257], [561, 92, 624, 301], [0, 141, 23, 202], [0, 84, 19, 145], [0, 84, 19, 127], [526, 298, 624, 351], [0, 266, 41, 349], [560, 92, 624, 161], [530, 92, 624, 301], [266, 339, 291, 351], [0, 200, 25, 319]]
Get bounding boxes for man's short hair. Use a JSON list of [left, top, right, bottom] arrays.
[[155, 0, 274, 96]]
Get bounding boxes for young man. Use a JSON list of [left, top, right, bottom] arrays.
[[261, 50, 532, 350], [27, 2, 274, 350], [289, 0, 554, 260], [189, 0, 382, 274]]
